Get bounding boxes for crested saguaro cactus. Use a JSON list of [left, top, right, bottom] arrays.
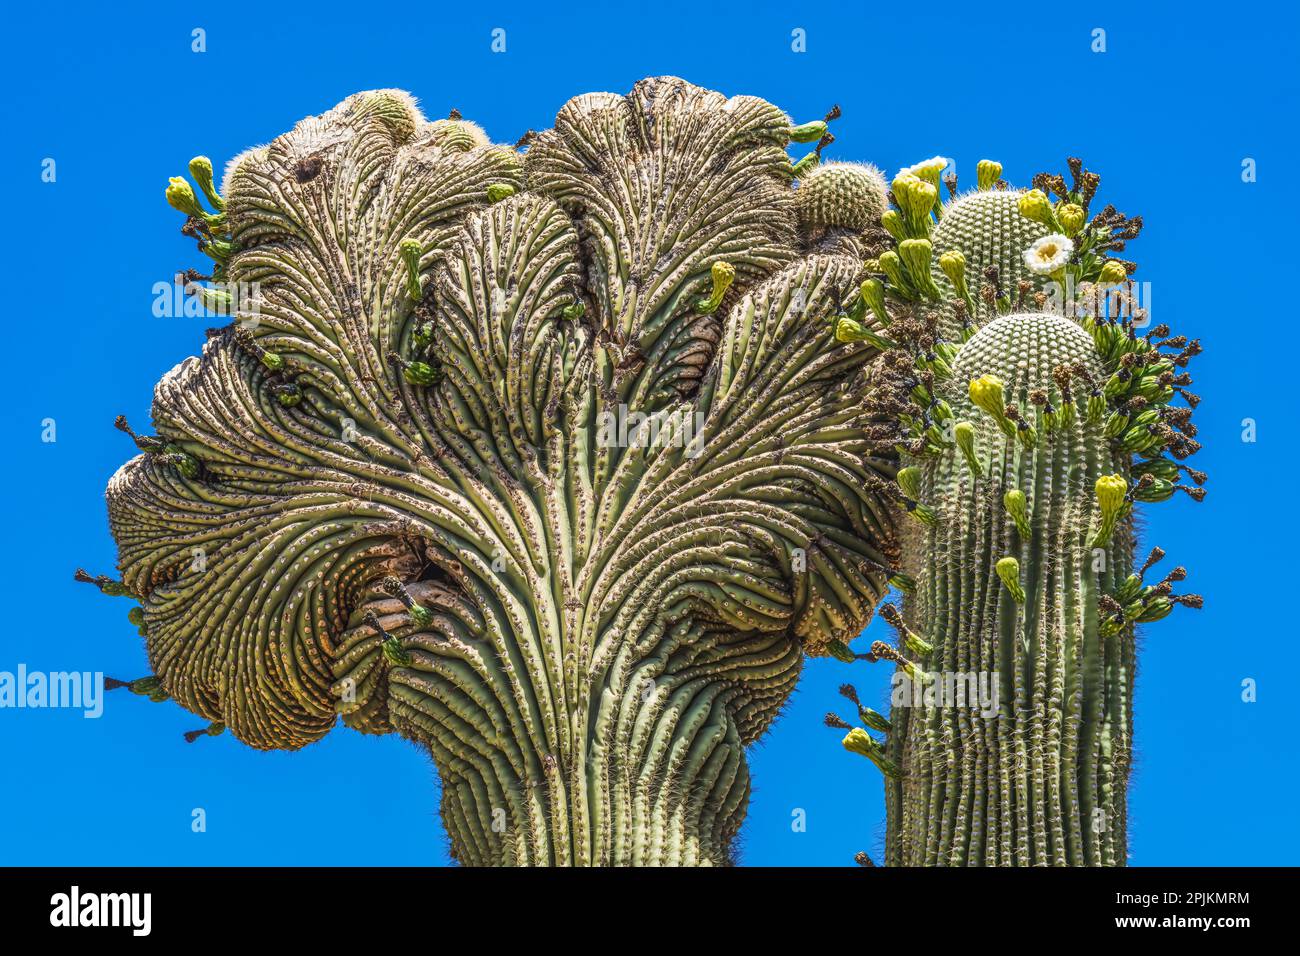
[[828, 158, 1204, 865], [89, 79, 902, 865]]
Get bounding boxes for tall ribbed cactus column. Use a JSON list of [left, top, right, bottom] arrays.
[[894, 311, 1134, 865], [829, 158, 1204, 866]]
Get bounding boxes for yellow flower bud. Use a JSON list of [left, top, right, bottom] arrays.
[[1057, 202, 1086, 237], [859, 278, 889, 326], [938, 249, 968, 297], [880, 209, 905, 239], [995, 556, 1026, 604], [165, 177, 206, 219], [1003, 489, 1031, 537], [976, 159, 1002, 191], [897, 466, 923, 500], [1098, 260, 1128, 286], [953, 420, 981, 476], [969, 374, 1006, 419], [1017, 189, 1056, 228], [1090, 474, 1128, 547], [694, 260, 736, 314]]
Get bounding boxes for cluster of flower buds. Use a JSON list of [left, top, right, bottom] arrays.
[[784, 104, 840, 177], [105, 673, 227, 742], [1074, 289, 1205, 476], [1099, 547, 1202, 636], [1014, 158, 1139, 288], [165, 156, 233, 286], [824, 684, 899, 778]]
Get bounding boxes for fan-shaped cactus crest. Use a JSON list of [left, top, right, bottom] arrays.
[[94, 78, 901, 865]]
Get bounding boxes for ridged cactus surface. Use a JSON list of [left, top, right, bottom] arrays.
[[88, 78, 901, 865]]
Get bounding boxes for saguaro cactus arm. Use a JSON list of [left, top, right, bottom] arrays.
[[97, 78, 900, 865]]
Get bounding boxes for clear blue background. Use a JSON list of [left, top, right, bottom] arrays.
[[1, 0, 1295, 866]]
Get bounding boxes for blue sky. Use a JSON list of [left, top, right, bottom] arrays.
[[0, 0, 1295, 866]]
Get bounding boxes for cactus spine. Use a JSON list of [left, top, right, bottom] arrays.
[[831, 158, 1204, 865]]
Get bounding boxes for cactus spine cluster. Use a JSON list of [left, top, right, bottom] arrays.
[[88, 79, 904, 866], [827, 158, 1204, 865]]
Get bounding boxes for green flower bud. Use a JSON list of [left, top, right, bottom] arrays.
[[859, 278, 889, 327], [382, 636, 411, 667], [791, 152, 820, 178], [161, 450, 201, 479], [906, 500, 937, 526], [887, 572, 917, 594], [273, 382, 303, 407], [896, 466, 923, 500], [1135, 596, 1175, 623], [199, 238, 233, 262], [486, 182, 516, 203], [411, 321, 435, 349], [561, 298, 586, 321], [953, 420, 982, 476], [1057, 202, 1086, 237], [401, 359, 442, 387], [1086, 389, 1106, 425], [398, 237, 424, 300], [1003, 489, 1032, 538], [877, 250, 909, 294], [195, 285, 231, 314], [127, 606, 145, 627], [1134, 457, 1180, 482], [976, 159, 1002, 191], [858, 707, 892, 735], [188, 156, 225, 211], [826, 639, 857, 663], [788, 119, 828, 143], [130, 676, 163, 696], [840, 317, 892, 349], [995, 556, 1026, 604], [1133, 477, 1175, 502], [694, 261, 735, 315]]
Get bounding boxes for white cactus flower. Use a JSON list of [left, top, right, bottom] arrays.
[[1023, 233, 1074, 275]]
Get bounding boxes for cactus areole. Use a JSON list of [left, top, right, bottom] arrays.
[[96, 79, 902, 865]]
